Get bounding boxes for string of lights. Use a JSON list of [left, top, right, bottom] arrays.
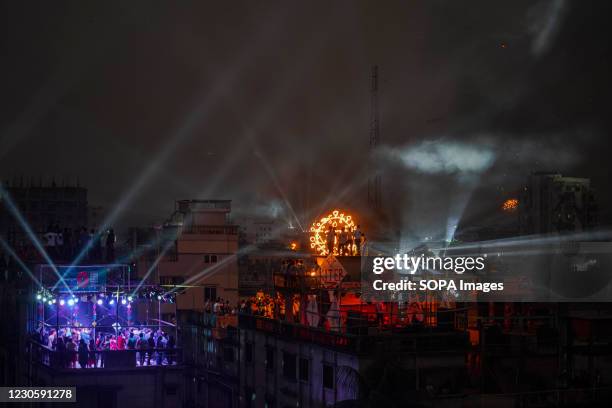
[[34, 286, 176, 305]]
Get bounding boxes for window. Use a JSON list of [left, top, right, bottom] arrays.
[[282, 352, 296, 380], [323, 364, 334, 389], [204, 287, 217, 301], [204, 254, 218, 263], [265, 346, 274, 371], [159, 276, 184, 286], [299, 358, 309, 382], [245, 342, 253, 364]]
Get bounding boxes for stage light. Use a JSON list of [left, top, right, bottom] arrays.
[[47, 300, 53, 305], [97, 299, 103, 305], [52, 298, 56, 304], [157, 295, 162, 301], [36, 294, 42, 300], [109, 299, 115, 305], [42, 297, 47, 302], [127, 296, 133, 302], [59, 299, 65, 306], [67, 299, 75, 307], [74, 297, 79, 303], [121, 298, 127, 305]]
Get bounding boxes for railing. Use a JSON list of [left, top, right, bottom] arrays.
[[238, 314, 469, 354], [28, 341, 183, 370]]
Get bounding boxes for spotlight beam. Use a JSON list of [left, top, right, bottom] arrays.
[[56, 8, 296, 287], [131, 240, 176, 296], [252, 147, 305, 232], [0, 186, 72, 295], [0, 235, 43, 289], [430, 229, 612, 253]]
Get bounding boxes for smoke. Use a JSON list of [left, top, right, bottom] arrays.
[[381, 139, 496, 178], [377, 131, 587, 248]]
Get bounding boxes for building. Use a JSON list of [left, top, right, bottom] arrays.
[[237, 218, 279, 246], [0, 180, 87, 244], [238, 254, 471, 407], [134, 200, 239, 313], [88, 205, 106, 230], [520, 172, 597, 235]]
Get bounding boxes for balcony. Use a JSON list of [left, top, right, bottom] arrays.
[[28, 341, 183, 371]]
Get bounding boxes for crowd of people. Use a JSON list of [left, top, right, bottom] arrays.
[[42, 224, 116, 262], [204, 297, 235, 315], [33, 324, 176, 368], [324, 225, 365, 256]]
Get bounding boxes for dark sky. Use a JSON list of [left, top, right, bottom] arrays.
[[1, 1, 611, 238]]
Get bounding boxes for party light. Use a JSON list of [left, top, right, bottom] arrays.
[[309, 209, 357, 256]]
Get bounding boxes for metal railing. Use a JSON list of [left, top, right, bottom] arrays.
[[28, 341, 183, 370]]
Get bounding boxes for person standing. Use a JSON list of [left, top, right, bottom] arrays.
[[55, 227, 64, 260], [88, 339, 96, 368], [117, 331, 125, 350], [47, 329, 56, 349], [93, 229, 103, 260], [325, 229, 334, 255], [167, 335, 175, 365], [155, 333, 165, 365], [137, 333, 147, 366], [56, 337, 66, 368], [66, 337, 77, 368], [63, 228, 72, 259], [44, 226, 57, 260], [78, 339, 88, 369], [342, 228, 351, 255], [147, 332, 155, 365], [127, 331, 136, 349], [353, 226, 362, 256]]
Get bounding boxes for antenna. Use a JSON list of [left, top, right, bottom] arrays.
[[368, 65, 382, 210]]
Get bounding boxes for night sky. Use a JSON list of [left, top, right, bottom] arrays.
[[1, 1, 611, 238]]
